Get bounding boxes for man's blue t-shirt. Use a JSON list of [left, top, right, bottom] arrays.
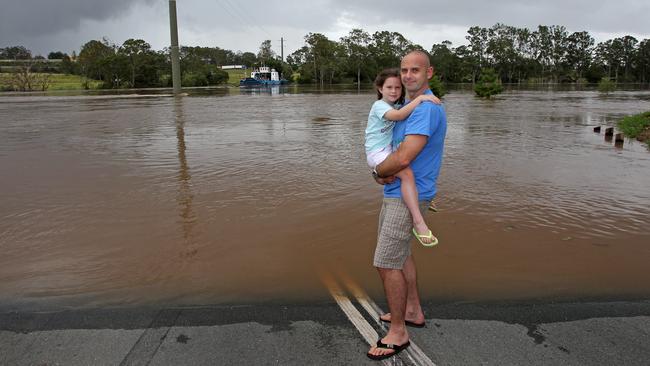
[[383, 89, 447, 200]]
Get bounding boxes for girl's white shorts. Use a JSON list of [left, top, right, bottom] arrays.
[[366, 145, 392, 168]]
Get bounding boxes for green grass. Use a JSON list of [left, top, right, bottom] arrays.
[[223, 68, 250, 85], [46, 74, 102, 90], [617, 111, 650, 139], [0, 73, 102, 91]]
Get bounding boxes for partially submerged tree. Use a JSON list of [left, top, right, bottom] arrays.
[[474, 68, 503, 98], [429, 74, 446, 98], [597, 77, 616, 93]]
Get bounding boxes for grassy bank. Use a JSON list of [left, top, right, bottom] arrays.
[[0, 73, 102, 91], [224, 68, 249, 86], [618, 111, 650, 147]]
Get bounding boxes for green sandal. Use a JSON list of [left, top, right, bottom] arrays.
[[412, 228, 439, 247]]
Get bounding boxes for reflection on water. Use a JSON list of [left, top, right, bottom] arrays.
[[0, 88, 649, 311], [174, 98, 197, 258]]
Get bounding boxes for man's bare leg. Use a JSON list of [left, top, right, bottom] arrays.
[[367, 267, 410, 357], [379, 255, 425, 324]]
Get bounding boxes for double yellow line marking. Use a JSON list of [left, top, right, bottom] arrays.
[[321, 272, 436, 366]]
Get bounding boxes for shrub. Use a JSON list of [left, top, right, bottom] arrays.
[[617, 112, 650, 140], [428, 75, 446, 98], [474, 68, 503, 98], [598, 77, 616, 93]]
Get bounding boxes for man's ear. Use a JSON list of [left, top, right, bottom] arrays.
[[427, 66, 434, 80]]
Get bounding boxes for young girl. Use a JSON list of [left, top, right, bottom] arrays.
[[365, 68, 440, 246]]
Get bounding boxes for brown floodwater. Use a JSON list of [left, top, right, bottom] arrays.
[[1, 87, 649, 311]]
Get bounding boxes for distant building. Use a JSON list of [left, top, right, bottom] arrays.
[[220, 65, 246, 70]]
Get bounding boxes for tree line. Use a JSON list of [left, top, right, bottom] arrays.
[[2, 23, 649, 90], [286, 24, 650, 85]]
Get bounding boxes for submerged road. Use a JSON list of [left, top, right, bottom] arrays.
[[2, 276, 650, 366]]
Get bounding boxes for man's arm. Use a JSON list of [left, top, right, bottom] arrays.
[[383, 95, 440, 121], [375, 134, 427, 178]]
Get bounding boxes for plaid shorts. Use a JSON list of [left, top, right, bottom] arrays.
[[373, 198, 430, 269]]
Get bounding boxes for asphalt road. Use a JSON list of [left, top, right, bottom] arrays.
[[2, 299, 650, 365]]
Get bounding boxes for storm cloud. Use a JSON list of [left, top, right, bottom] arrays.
[[0, 0, 155, 37], [1, 0, 649, 56]]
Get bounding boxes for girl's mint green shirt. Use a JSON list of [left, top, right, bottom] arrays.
[[365, 100, 396, 153]]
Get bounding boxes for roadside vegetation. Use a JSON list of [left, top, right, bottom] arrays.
[[618, 112, 650, 147], [2, 22, 650, 91], [0, 71, 102, 91]]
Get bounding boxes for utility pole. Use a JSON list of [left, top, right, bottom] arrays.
[[169, 0, 181, 94]]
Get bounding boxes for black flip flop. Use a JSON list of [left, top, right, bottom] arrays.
[[367, 340, 411, 360], [379, 317, 426, 328]]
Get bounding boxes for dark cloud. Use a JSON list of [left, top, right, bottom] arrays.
[[1, 0, 648, 56], [0, 0, 154, 37]]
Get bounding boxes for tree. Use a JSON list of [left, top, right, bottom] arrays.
[[78, 39, 115, 83], [303, 33, 341, 85], [370, 31, 414, 71], [429, 75, 446, 97], [48, 51, 67, 59], [257, 40, 275, 64], [619, 35, 638, 82], [474, 68, 503, 98], [635, 39, 650, 83], [466, 26, 489, 83], [178, 46, 230, 87], [340, 28, 372, 87], [237, 52, 257, 67], [118, 38, 154, 87], [451, 45, 478, 83], [565, 31, 594, 81], [513, 27, 536, 82], [60, 54, 78, 74], [486, 24, 518, 82], [532, 25, 552, 80], [548, 25, 569, 81], [287, 46, 313, 83], [10, 63, 35, 91], [430, 41, 458, 82], [595, 39, 624, 81], [10, 61, 50, 91], [1, 45, 31, 60], [598, 77, 616, 93]]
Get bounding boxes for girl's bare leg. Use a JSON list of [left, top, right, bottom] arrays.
[[394, 167, 432, 244]]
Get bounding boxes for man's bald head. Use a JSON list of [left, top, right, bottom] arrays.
[[402, 50, 431, 68]]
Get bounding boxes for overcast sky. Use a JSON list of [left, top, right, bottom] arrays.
[[1, 0, 649, 58]]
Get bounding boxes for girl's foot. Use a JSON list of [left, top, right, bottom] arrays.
[[413, 222, 433, 245]]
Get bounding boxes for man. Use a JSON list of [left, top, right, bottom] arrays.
[[367, 50, 447, 360]]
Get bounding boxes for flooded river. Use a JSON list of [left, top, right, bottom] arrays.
[[1, 87, 649, 311]]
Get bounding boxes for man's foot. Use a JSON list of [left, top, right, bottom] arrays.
[[367, 339, 410, 360], [379, 313, 426, 328], [367, 333, 410, 360]]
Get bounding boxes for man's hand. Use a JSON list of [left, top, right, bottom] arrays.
[[375, 134, 428, 177], [373, 175, 396, 185]]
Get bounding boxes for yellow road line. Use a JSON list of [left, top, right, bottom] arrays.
[[336, 271, 437, 366]]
